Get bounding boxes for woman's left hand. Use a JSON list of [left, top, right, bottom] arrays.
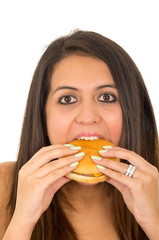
[[92, 147, 159, 236]]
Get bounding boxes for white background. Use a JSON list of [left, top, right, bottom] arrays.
[[0, 0, 158, 163]]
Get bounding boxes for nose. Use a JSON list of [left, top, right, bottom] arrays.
[[75, 102, 101, 125]]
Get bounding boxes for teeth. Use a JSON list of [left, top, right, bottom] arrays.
[[77, 136, 99, 140]]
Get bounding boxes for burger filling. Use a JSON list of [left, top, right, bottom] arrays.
[[72, 172, 103, 178]]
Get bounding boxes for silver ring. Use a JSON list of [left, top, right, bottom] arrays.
[[125, 164, 136, 177]]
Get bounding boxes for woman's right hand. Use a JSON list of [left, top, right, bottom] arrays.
[[11, 144, 83, 229]]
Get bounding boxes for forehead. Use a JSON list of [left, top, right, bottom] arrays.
[[50, 54, 115, 89]]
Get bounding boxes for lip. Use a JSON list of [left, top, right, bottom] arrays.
[[73, 132, 104, 140]]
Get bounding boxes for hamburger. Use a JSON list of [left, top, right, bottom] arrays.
[[66, 139, 119, 184]]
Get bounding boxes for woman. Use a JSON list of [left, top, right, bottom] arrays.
[[1, 30, 159, 240]]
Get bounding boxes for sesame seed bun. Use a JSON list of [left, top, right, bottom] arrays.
[[65, 139, 119, 184]]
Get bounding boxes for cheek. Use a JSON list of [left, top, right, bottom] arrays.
[[46, 109, 73, 144], [104, 107, 123, 145]]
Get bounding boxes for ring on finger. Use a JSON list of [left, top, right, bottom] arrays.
[[125, 164, 136, 177]]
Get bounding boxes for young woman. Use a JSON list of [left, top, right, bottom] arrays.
[[1, 30, 159, 240]]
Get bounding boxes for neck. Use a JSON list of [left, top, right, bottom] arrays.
[[61, 181, 111, 213], [60, 181, 118, 239]]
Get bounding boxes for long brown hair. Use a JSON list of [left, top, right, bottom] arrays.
[[9, 30, 159, 239]]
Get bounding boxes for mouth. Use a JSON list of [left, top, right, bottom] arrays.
[[73, 133, 105, 141], [75, 136, 100, 140]]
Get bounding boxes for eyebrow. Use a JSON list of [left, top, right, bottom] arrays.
[[53, 84, 117, 94]]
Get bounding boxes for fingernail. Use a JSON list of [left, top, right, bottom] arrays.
[[103, 146, 113, 149], [99, 150, 108, 154], [74, 152, 85, 157], [91, 155, 102, 160], [70, 161, 79, 167], [97, 164, 106, 170], [64, 144, 74, 147], [70, 146, 81, 150]]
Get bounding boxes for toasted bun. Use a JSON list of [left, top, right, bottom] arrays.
[[65, 139, 119, 184]]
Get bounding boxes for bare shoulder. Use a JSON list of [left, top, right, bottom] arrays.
[[0, 161, 16, 187], [0, 161, 16, 176], [0, 161, 16, 238], [0, 161, 16, 206]]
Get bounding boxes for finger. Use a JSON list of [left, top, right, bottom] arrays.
[[99, 147, 151, 171], [106, 178, 125, 193], [41, 161, 79, 187], [92, 157, 139, 178], [31, 144, 70, 158], [35, 153, 84, 177], [23, 145, 82, 170], [46, 177, 71, 195], [96, 164, 136, 188]]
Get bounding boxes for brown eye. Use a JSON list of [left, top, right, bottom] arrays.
[[64, 96, 71, 103], [59, 95, 77, 104], [103, 94, 111, 101], [99, 93, 116, 103]]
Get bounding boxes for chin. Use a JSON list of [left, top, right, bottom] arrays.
[[70, 179, 102, 188]]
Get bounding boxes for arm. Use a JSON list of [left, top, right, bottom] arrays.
[[0, 162, 16, 240], [92, 147, 159, 239], [2, 216, 34, 240], [1, 145, 83, 239], [143, 217, 159, 240], [0, 161, 34, 240]]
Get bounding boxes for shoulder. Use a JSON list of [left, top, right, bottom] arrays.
[[0, 162, 16, 237], [0, 161, 16, 188], [0, 161, 16, 205], [0, 161, 16, 177]]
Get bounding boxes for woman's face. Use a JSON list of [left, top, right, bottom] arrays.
[[45, 54, 123, 146]]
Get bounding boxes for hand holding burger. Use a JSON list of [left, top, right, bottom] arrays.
[[66, 139, 119, 184]]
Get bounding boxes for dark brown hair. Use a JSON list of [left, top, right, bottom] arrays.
[[9, 30, 159, 240]]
